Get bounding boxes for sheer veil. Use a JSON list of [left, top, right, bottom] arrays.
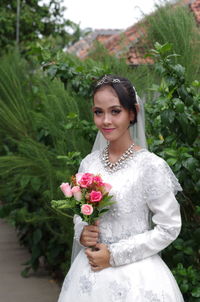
[[92, 94, 148, 152]]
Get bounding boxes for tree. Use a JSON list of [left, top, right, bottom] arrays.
[[0, 0, 78, 54]]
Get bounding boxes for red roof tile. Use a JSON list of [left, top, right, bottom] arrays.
[[190, 0, 200, 23], [67, 29, 122, 58]]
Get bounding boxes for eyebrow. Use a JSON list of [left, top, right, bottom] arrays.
[[93, 105, 122, 110]]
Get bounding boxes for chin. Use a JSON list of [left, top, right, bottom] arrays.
[[100, 130, 122, 143], [105, 136, 119, 143], [101, 133, 115, 141]]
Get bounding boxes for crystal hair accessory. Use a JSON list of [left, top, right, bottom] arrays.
[[96, 75, 120, 86]]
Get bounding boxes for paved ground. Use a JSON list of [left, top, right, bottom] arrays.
[[0, 219, 60, 302]]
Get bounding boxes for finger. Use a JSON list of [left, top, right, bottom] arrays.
[[86, 253, 94, 260], [87, 242, 99, 247], [95, 243, 104, 250], [88, 226, 99, 233], [88, 257, 94, 263], [83, 235, 98, 242], [89, 261, 96, 266], [83, 231, 98, 239], [82, 235, 98, 243], [86, 232, 99, 238], [84, 240, 98, 247], [85, 248, 93, 257]]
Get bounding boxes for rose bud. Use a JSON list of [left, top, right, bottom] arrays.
[[102, 183, 112, 193], [60, 182, 72, 197], [71, 186, 82, 201]]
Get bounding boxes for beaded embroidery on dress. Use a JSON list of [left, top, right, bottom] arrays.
[[58, 149, 184, 302]]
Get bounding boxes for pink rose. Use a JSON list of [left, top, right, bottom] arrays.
[[102, 183, 112, 193], [89, 190, 102, 203], [92, 175, 104, 186], [79, 173, 94, 188], [60, 182, 72, 197], [81, 204, 93, 216], [71, 186, 82, 201], [75, 173, 84, 184]]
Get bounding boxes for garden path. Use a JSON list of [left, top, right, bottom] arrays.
[[0, 219, 60, 302]]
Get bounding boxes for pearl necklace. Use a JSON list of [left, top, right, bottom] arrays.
[[102, 142, 135, 173]]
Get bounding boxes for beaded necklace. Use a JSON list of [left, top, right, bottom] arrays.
[[102, 142, 136, 173]]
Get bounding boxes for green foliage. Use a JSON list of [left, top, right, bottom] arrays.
[[32, 43, 157, 102], [0, 0, 81, 55], [172, 264, 200, 301], [0, 51, 97, 278], [145, 1, 200, 81], [31, 44, 111, 95], [146, 42, 200, 301]]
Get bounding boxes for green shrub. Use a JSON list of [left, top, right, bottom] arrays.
[[145, 42, 200, 301]]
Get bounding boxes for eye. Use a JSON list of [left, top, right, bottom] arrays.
[[94, 109, 103, 116], [111, 109, 121, 115]]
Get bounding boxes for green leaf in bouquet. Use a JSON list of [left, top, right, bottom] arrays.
[[90, 207, 99, 217], [51, 199, 76, 210], [98, 200, 115, 210], [98, 208, 109, 216]]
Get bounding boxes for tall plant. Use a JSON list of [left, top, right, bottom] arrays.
[[145, 1, 200, 81], [0, 52, 97, 276]]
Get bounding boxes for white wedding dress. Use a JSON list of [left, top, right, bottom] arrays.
[[58, 149, 184, 302]]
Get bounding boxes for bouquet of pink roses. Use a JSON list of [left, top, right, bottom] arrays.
[[51, 172, 115, 224]]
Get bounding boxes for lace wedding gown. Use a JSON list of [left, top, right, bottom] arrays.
[[58, 149, 184, 302]]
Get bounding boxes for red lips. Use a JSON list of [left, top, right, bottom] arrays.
[[102, 128, 116, 133]]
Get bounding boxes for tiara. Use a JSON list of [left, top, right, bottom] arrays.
[[96, 75, 121, 86]]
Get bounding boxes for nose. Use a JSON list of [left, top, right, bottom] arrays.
[[103, 113, 112, 125]]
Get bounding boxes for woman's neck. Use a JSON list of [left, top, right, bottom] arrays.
[[108, 135, 133, 156]]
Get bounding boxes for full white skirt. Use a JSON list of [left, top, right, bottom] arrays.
[[58, 250, 184, 302]]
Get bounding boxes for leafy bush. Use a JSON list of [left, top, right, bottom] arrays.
[[145, 42, 200, 301]]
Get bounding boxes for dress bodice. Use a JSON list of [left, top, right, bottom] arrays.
[[81, 149, 151, 245]]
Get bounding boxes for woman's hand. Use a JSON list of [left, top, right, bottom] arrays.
[[80, 221, 99, 247], [85, 243, 111, 272]]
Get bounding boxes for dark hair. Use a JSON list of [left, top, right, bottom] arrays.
[[93, 74, 137, 125]]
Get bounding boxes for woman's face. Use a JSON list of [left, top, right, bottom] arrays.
[[93, 86, 134, 143]]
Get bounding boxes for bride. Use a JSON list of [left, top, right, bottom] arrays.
[[58, 75, 184, 301]]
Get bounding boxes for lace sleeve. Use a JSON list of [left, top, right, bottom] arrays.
[[108, 157, 182, 267], [143, 156, 182, 199]]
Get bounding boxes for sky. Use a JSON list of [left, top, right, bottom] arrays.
[[62, 0, 159, 30]]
